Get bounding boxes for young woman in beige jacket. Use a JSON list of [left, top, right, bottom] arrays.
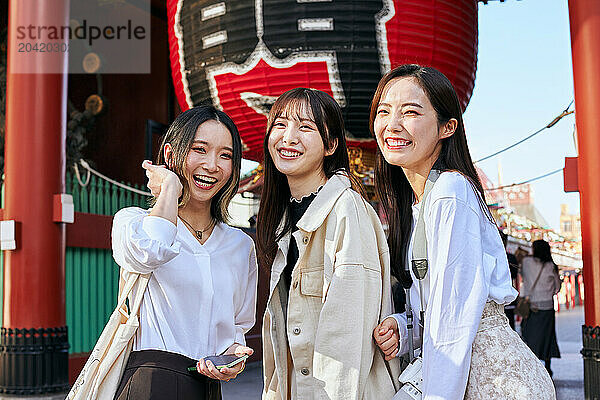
[[257, 88, 400, 399]]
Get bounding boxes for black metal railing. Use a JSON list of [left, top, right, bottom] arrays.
[[582, 325, 600, 400], [0, 327, 69, 395]]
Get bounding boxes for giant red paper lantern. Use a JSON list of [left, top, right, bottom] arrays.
[[168, 0, 478, 161]]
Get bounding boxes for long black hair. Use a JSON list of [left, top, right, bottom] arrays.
[[532, 239, 559, 272], [256, 88, 363, 270], [154, 105, 242, 223], [370, 64, 494, 290]]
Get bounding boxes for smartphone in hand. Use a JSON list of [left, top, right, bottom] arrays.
[[188, 354, 248, 372]]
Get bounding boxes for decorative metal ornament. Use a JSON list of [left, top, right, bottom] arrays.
[[82, 52, 101, 74], [85, 94, 105, 116], [178, 215, 214, 240]]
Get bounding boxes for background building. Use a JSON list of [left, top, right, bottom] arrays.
[[560, 203, 582, 241]]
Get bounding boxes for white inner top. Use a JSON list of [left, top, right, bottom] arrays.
[[391, 171, 518, 399], [111, 207, 258, 360]]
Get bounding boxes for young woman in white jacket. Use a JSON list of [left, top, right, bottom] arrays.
[[257, 88, 400, 399], [370, 65, 555, 399], [112, 106, 257, 399]]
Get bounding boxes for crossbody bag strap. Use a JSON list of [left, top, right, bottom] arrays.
[[405, 169, 441, 361], [527, 261, 545, 297], [411, 169, 441, 278]]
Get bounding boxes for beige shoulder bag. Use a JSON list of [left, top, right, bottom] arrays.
[[67, 270, 150, 400]]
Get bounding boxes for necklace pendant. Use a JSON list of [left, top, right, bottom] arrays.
[[196, 231, 202, 240]]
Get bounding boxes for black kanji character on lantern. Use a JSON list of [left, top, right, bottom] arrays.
[[180, 0, 259, 105], [262, 0, 385, 139]]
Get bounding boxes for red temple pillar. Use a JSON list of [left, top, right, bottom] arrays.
[[0, 0, 70, 394], [568, 1, 600, 398]]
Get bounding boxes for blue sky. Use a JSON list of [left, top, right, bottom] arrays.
[[464, 0, 579, 231], [243, 0, 580, 231]]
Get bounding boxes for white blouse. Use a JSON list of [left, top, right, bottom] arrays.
[[391, 172, 517, 400], [111, 207, 258, 361]]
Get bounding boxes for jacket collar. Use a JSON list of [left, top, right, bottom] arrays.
[[268, 173, 350, 297], [296, 172, 351, 233]]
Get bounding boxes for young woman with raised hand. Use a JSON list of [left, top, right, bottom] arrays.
[[370, 65, 555, 399], [111, 106, 258, 400], [257, 88, 400, 400]]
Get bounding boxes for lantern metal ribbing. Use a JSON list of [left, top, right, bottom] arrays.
[[168, 0, 478, 161]]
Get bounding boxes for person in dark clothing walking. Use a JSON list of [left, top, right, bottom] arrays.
[[519, 239, 562, 377], [500, 231, 519, 330]]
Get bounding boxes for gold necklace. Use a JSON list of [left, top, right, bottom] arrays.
[[178, 215, 215, 240]]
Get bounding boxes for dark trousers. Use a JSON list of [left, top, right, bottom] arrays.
[[114, 350, 222, 400]]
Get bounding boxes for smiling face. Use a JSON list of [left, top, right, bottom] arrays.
[[267, 100, 335, 184], [374, 77, 453, 175], [179, 119, 233, 205]]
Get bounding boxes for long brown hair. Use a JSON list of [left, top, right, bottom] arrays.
[[257, 88, 363, 270], [154, 105, 242, 223], [370, 64, 493, 289]]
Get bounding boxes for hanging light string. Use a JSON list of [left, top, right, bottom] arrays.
[[483, 168, 563, 191], [474, 100, 574, 164], [74, 159, 261, 201], [73, 96, 572, 201], [75, 159, 152, 196]]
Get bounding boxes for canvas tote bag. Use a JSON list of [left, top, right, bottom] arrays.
[[67, 270, 150, 400]]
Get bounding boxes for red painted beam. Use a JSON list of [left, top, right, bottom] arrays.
[[0, 210, 113, 249], [67, 213, 113, 249], [563, 157, 579, 193], [569, 0, 600, 326]]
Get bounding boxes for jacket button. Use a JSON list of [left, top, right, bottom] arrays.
[[293, 327, 301, 335], [301, 368, 310, 376], [302, 236, 309, 244], [293, 281, 298, 289]]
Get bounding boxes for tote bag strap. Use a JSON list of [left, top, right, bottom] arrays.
[[116, 270, 151, 319], [128, 273, 150, 317]]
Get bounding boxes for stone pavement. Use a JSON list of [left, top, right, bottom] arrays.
[[221, 360, 263, 400], [551, 305, 585, 400], [222, 306, 586, 399]]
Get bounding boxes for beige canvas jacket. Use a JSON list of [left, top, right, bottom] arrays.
[[262, 173, 400, 400]]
